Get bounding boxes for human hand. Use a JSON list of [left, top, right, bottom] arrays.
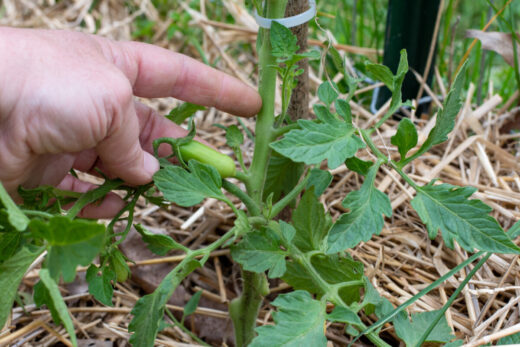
[[0, 27, 261, 217]]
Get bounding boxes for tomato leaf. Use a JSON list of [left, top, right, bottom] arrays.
[[250, 291, 327, 347], [135, 224, 186, 256], [327, 165, 392, 253], [86, 265, 115, 307], [225, 125, 244, 148], [394, 310, 455, 347], [305, 169, 333, 197], [30, 216, 105, 282], [264, 152, 305, 202], [317, 81, 339, 107], [183, 291, 202, 319], [327, 306, 363, 326], [165, 102, 205, 125], [270, 21, 299, 62], [392, 118, 418, 160], [154, 160, 227, 207], [271, 118, 365, 169], [292, 189, 331, 252], [0, 182, 29, 232], [0, 246, 43, 328], [411, 182, 520, 253]]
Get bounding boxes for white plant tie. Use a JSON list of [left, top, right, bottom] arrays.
[[253, 0, 317, 29]]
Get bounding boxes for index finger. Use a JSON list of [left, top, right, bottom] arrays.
[[105, 40, 262, 118]]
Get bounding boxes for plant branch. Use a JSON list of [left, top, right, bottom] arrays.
[[269, 171, 310, 218], [222, 180, 261, 216]]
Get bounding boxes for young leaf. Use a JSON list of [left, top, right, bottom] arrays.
[[0, 182, 29, 231], [183, 291, 202, 319], [327, 306, 363, 326], [0, 246, 43, 328], [129, 260, 201, 346], [225, 125, 244, 148], [391, 118, 418, 160], [317, 81, 339, 107], [30, 216, 105, 282], [411, 182, 520, 254], [270, 21, 299, 62], [231, 229, 287, 278], [86, 265, 115, 307], [345, 157, 374, 176], [327, 164, 392, 253], [270, 118, 365, 169], [264, 152, 305, 202], [135, 224, 186, 256], [393, 310, 455, 346], [250, 291, 327, 347], [335, 99, 352, 123], [153, 160, 227, 207], [292, 189, 331, 252], [365, 63, 394, 90], [305, 168, 333, 197], [165, 102, 205, 125], [36, 269, 78, 347]]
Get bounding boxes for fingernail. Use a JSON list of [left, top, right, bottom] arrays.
[[144, 152, 160, 177]]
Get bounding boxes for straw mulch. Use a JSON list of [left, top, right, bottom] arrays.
[[1, 0, 520, 346]]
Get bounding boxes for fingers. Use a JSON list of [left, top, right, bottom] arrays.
[[107, 40, 262, 118], [57, 175, 125, 219], [95, 83, 159, 185]]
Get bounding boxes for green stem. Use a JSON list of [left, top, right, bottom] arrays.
[[66, 179, 124, 219], [269, 171, 310, 218], [272, 122, 301, 138], [222, 180, 261, 216]]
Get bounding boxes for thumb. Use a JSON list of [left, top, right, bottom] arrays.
[[96, 95, 159, 185]]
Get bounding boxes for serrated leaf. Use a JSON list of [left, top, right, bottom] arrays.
[[394, 310, 455, 347], [305, 169, 333, 197], [36, 269, 78, 346], [250, 291, 327, 347], [0, 246, 43, 328], [154, 160, 227, 207], [135, 224, 185, 256], [231, 229, 287, 278], [283, 254, 364, 304], [345, 157, 374, 176], [0, 182, 29, 231], [129, 260, 201, 346], [86, 265, 115, 307], [392, 118, 418, 159], [335, 99, 352, 123], [225, 125, 244, 148], [327, 306, 363, 326], [411, 183, 520, 253], [327, 165, 392, 253], [165, 102, 205, 125], [317, 81, 339, 107], [30, 216, 105, 282], [271, 119, 365, 169], [270, 21, 299, 62], [313, 104, 337, 123], [416, 63, 466, 155], [264, 152, 305, 202], [292, 189, 331, 252], [183, 291, 202, 318]]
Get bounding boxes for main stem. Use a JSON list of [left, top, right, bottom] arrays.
[[230, 2, 288, 346]]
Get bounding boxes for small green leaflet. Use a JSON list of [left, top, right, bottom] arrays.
[[317, 81, 339, 107], [250, 291, 327, 347], [231, 228, 287, 278], [0, 182, 29, 231], [129, 259, 201, 346], [86, 265, 115, 307], [225, 125, 244, 148], [182, 291, 202, 320], [153, 160, 227, 207], [305, 169, 333, 197], [391, 118, 418, 160], [35, 269, 78, 347], [264, 152, 305, 202], [30, 216, 105, 282], [270, 21, 299, 62], [335, 99, 352, 123], [411, 62, 467, 161], [327, 306, 363, 326], [0, 232, 22, 262], [411, 182, 520, 253], [165, 102, 205, 125], [345, 157, 373, 176], [292, 189, 331, 252], [365, 63, 394, 90], [135, 224, 186, 256], [327, 164, 392, 253], [270, 118, 365, 169], [283, 254, 364, 305], [0, 246, 43, 328], [393, 310, 455, 346]]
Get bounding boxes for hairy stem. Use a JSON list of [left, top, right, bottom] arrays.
[[222, 180, 261, 216]]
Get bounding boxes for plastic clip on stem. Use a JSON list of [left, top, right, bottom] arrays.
[[253, 0, 317, 28]]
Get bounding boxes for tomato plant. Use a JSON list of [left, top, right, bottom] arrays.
[[1, 1, 520, 346]]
